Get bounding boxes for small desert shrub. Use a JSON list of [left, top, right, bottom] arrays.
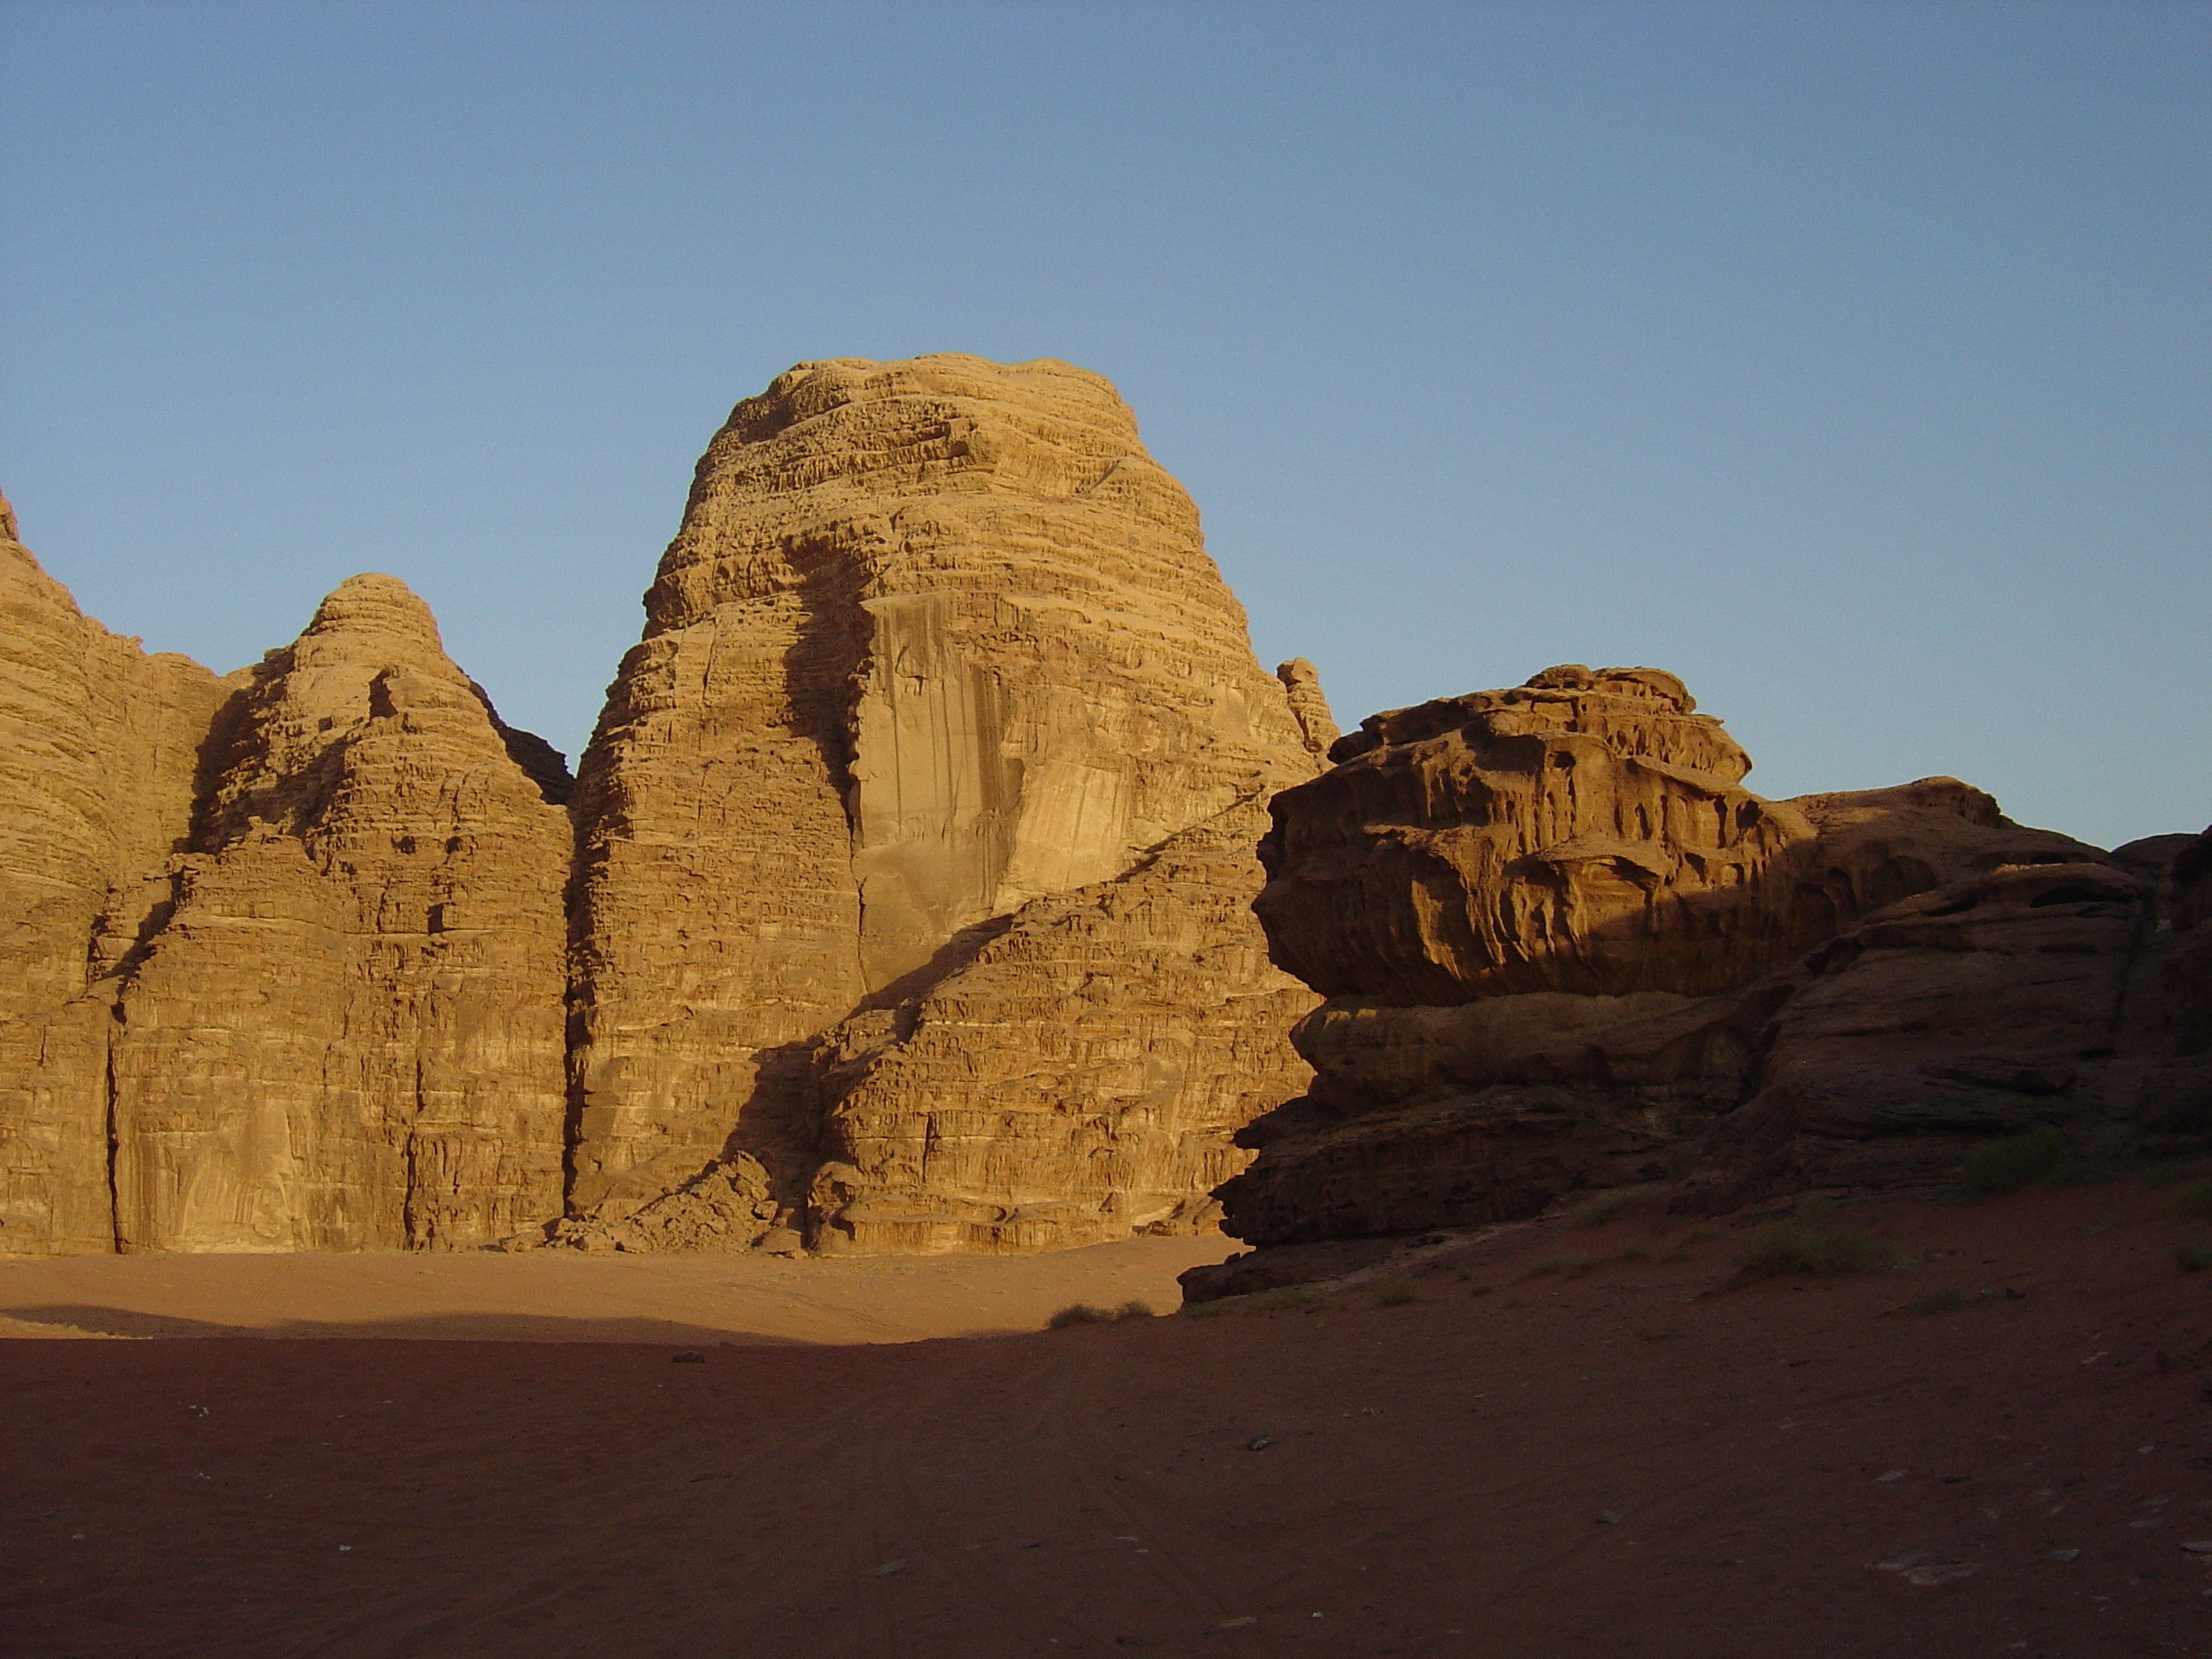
[[1736, 1202, 1895, 1279], [1519, 1252, 1597, 1282], [1633, 1325, 1685, 1342], [1961, 1127, 2067, 1197], [1565, 1185, 1667, 1229], [2171, 1179, 2212, 1222], [1684, 1224, 1719, 1243], [1047, 1302, 1115, 1329], [2045, 1155, 2116, 1190], [2080, 1201, 2128, 1236], [2139, 1158, 2209, 1189], [1115, 1299, 1155, 1320], [1373, 1276, 1420, 1307], [1901, 1286, 1967, 1317], [1465, 1280, 1494, 1297], [1617, 1244, 1652, 1264], [1502, 1295, 1529, 1308], [2174, 1237, 2212, 1275]]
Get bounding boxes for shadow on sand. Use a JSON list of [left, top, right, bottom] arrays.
[[0, 1304, 818, 1346]]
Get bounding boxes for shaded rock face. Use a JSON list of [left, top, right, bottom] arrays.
[[565, 354, 1322, 1253], [1687, 860, 2176, 1200], [0, 498, 573, 1254], [1220, 666, 2203, 1254], [2168, 830, 2212, 1061]]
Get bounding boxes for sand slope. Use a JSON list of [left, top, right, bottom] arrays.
[[9, 1191, 2212, 1656]]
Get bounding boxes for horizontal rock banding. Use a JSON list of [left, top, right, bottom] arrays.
[[0, 355, 1327, 1256]]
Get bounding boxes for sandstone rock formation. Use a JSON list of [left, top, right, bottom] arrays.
[[106, 576, 573, 1251], [0, 494, 573, 1254], [563, 354, 1323, 1253], [1210, 665, 2203, 1265], [1685, 859, 2163, 1200], [2, 356, 1327, 1258], [0, 497, 227, 1254], [2168, 829, 2212, 1061]]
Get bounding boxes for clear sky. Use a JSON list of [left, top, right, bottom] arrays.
[[3, 1, 2204, 849]]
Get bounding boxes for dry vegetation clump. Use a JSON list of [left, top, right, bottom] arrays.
[[2174, 1237, 2212, 1275], [1046, 1299, 1154, 1330], [2170, 1179, 2212, 1222], [1519, 1252, 1598, 1282], [1734, 1200, 1900, 1280], [1959, 1127, 2113, 1196], [1564, 1185, 1668, 1228], [2139, 1158, 2209, 1189], [1961, 1127, 2067, 1196], [1373, 1276, 1421, 1307], [1901, 1286, 1967, 1316]]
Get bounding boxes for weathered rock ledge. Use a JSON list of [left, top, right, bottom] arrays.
[[1189, 665, 2210, 1300]]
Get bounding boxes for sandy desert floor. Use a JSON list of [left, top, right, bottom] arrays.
[[9, 1188, 2212, 1659], [0, 1232, 1229, 1347]]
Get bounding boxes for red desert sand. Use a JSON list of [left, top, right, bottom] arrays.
[[9, 1190, 2212, 1658]]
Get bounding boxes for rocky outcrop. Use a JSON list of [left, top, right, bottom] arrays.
[[1276, 658, 1339, 760], [1684, 859, 2167, 1199], [563, 354, 1323, 1251], [0, 498, 228, 1254], [106, 577, 573, 1251], [2, 486, 574, 1254], [1, 354, 1336, 1259], [1214, 666, 2198, 1258], [800, 792, 1315, 1253], [2168, 830, 2212, 1060]]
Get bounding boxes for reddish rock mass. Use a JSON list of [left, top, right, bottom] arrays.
[[1208, 665, 2209, 1276]]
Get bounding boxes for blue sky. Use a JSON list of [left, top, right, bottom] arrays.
[[3, 1, 2204, 848]]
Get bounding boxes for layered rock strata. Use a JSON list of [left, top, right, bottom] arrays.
[[0, 494, 573, 1254], [0, 498, 229, 1254], [1208, 666, 2205, 1270], [2, 355, 1325, 1258], [106, 577, 573, 1251], [565, 354, 1323, 1253]]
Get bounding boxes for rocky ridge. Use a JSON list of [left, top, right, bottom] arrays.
[[0, 354, 1327, 1256], [1199, 666, 2211, 1287], [562, 355, 1322, 1254]]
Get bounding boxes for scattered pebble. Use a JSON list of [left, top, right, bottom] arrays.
[[873, 1559, 907, 1577], [1214, 1616, 1256, 1630], [1905, 1563, 1976, 1586], [1878, 1470, 1909, 1482], [1873, 1550, 1978, 1586], [2182, 1540, 2212, 1554], [1597, 1511, 1624, 1526], [2040, 1546, 2082, 1562], [1245, 1435, 1272, 1452], [672, 1350, 706, 1365]]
